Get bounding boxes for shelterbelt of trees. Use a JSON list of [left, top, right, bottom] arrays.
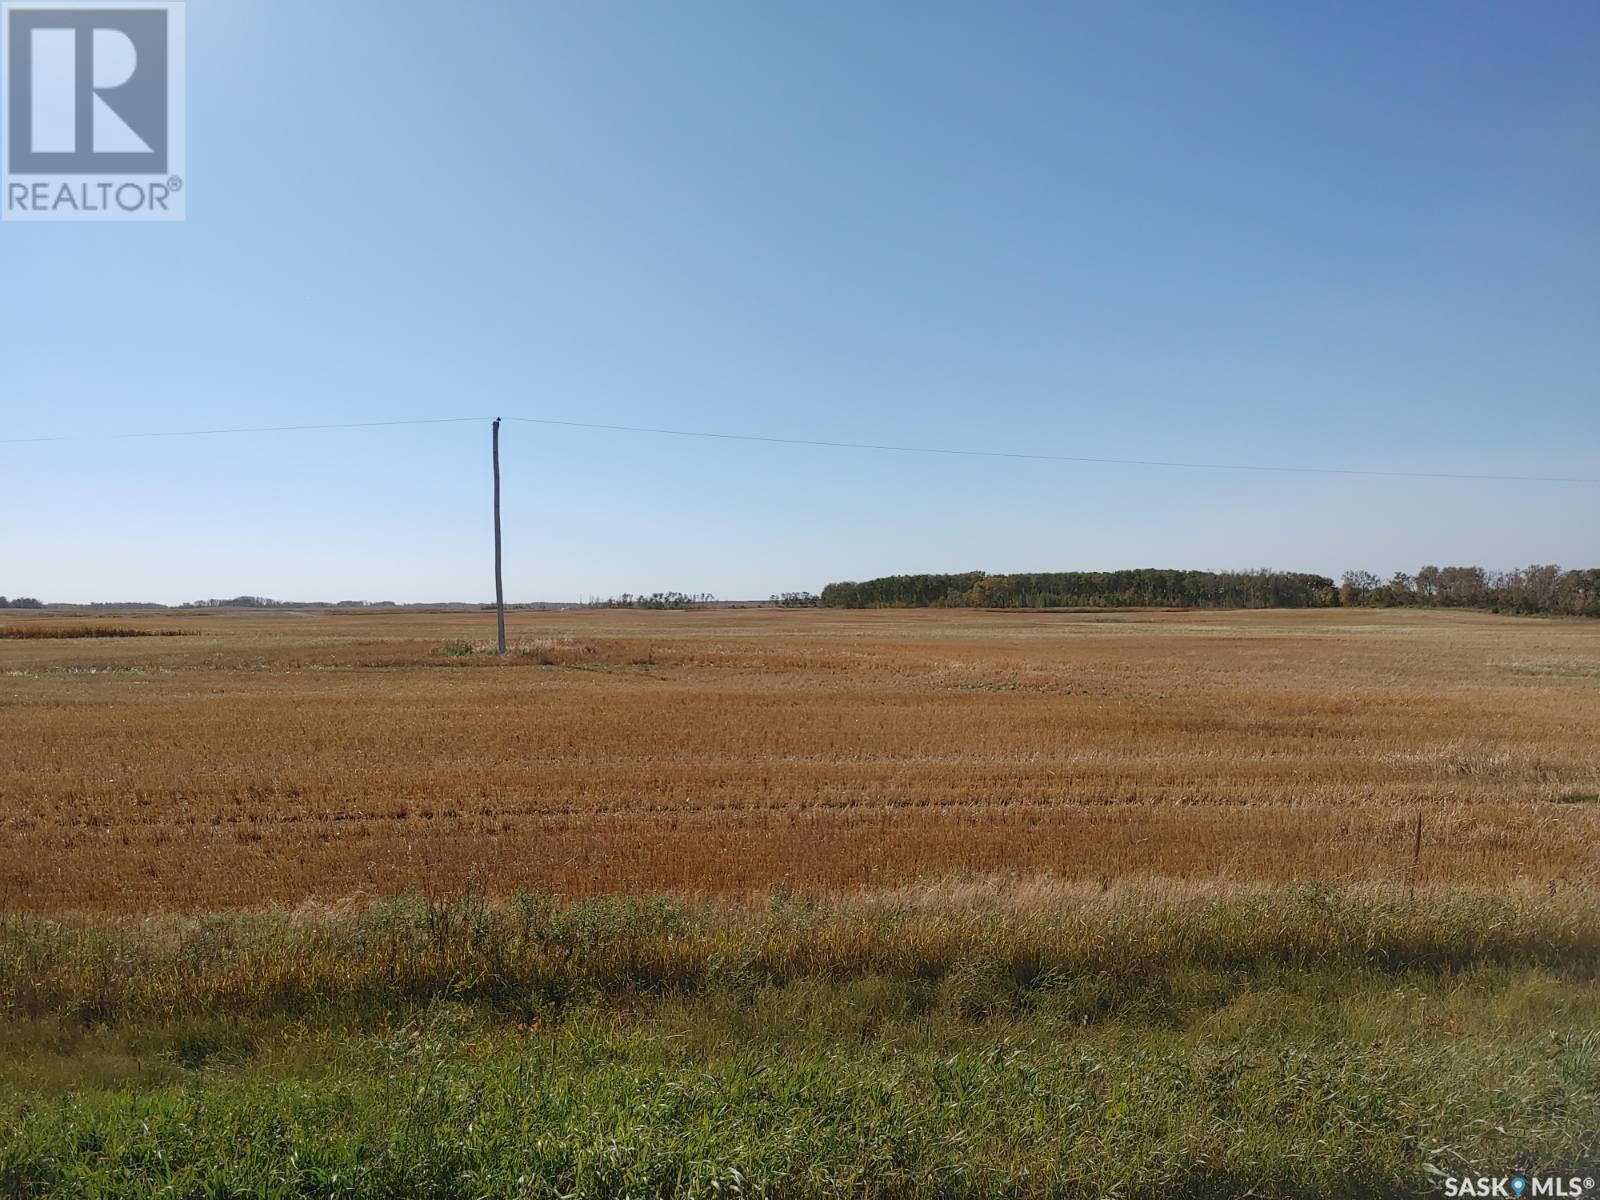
[[820, 570, 1336, 610], [820, 565, 1600, 616]]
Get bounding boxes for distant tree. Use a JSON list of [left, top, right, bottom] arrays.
[[1339, 571, 1382, 607], [1415, 565, 1440, 603], [1435, 566, 1487, 608], [1383, 572, 1417, 606], [1522, 564, 1561, 613]]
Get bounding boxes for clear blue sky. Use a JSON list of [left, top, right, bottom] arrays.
[[4, 0, 1597, 604]]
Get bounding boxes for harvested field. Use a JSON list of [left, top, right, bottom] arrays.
[[4, 607, 1598, 1196], [0, 606, 1596, 911]]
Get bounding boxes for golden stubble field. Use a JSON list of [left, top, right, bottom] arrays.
[[1, 606, 1596, 911]]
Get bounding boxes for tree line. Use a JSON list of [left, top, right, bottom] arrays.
[[180, 597, 401, 609], [0, 596, 44, 608], [590, 592, 717, 610], [820, 565, 1600, 616], [821, 570, 1337, 610], [1339, 565, 1600, 616]]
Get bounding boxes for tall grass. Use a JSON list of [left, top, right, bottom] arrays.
[[6, 1014, 1595, 1199], [5, 881, 1595, 1024], [1, 883, 1596, 1198]]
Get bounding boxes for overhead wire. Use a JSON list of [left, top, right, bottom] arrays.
[[2, 412, 1593, 485]]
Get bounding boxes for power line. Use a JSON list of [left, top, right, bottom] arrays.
[[501, 416, 1600, 486], [0, 416, 489, 444], [2, 411, 1594, 485]]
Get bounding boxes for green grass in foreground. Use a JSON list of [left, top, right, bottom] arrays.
[[0, 882, 1596, 1198]]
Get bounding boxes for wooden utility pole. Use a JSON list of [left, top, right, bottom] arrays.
[[492, 418, 506, 655]]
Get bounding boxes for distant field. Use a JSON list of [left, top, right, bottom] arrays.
[[0, 606, 1595, 910]]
